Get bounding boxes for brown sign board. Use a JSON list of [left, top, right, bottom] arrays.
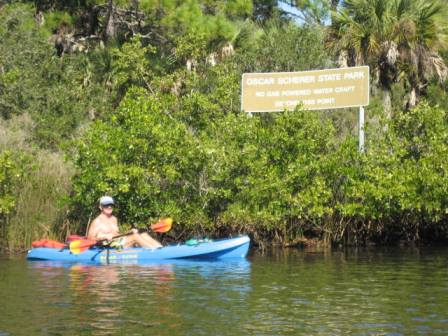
[[241, 66, 369, 112]]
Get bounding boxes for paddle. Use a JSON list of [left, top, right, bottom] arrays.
[[69, 218, 173, 254]]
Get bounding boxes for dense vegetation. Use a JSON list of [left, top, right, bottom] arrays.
[[1, 0, 448, 252]]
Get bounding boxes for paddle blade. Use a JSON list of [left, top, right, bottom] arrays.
[[69, 239, 97, 254], [150, 218, 173, 233]]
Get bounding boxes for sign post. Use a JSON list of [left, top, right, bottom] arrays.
[[359, 106, 365, 152], [241, 66, 370, 152]]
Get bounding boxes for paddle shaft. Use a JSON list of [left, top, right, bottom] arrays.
[[98, 218, 172, 243], [96, 228, 145, 244]]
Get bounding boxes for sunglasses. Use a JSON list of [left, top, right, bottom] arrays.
[[102, 204, 114, 208]]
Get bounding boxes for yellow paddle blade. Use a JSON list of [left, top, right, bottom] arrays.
[[69, 239, 96, 254]]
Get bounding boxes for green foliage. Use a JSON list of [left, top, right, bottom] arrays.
[[427, 80, 448, 111], [72, 88, 208, 231], [6, 151, 74, 252], [207, 111, 335, 235], [41, 11, 74, 34], [110, 35, 156, 97], [2, 0, 448, 251], [331, 102, 448, 243], [0, 149, 26, 250], [0, 114, 74, 252], [225, 0, 254, 18], [162, 1, 238, 43], [0, 151, 23, 217], [236, 19, 331, 72], [329, 0, 448, 110], [0, 4, 114, 149], [72, 86, 336, 239], [60, 7, 448, 245]]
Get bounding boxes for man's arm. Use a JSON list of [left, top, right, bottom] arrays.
[[86, 219, 100, 241]]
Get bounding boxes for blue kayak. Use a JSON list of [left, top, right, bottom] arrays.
[[27, 235, 250, 263]]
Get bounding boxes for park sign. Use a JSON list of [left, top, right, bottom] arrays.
[[241, 66, 369, 112]]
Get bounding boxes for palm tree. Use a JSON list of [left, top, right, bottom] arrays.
[[328, 0, 447, 116], [397, 0, 448, 108]]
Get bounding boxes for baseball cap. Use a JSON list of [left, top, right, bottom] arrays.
[[99, 196, 115, 206]]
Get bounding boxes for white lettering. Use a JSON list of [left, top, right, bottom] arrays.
[[303, 99, 316, 105], [281, 90, 312, 96], [344, 71, 365, 79], [284, 100, 300, 106], [318, 73, 341, 82], [277, 76, 315, 85], [335, 86, 355, 93], [247, 77, 275, 85], [313, 88, 333, 94], [317, 98, 335, 104]]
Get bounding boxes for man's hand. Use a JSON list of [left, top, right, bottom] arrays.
[[103, 233, 115, 241]]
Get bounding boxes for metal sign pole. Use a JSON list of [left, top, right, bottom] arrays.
[[359, 106, 365, 152]]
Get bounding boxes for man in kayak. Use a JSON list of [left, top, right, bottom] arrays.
[[87, 196, 162, 248]]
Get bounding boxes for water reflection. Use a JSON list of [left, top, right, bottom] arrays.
[[248, 248, 448, 335], [3, 248, 447, 335], [68, 264, 123, 335], [27, 259, 252, 335]]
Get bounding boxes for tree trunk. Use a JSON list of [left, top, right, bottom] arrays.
[[132, 0, 142, 31], [103, 0, 116, 41], [331, 0, 339, 11], [382, 89, 392, 120], [407, 87, 417, 110], [329, 0, 340, 25]]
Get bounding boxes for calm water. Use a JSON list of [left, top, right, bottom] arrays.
[[1, 247, 448, 335]]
